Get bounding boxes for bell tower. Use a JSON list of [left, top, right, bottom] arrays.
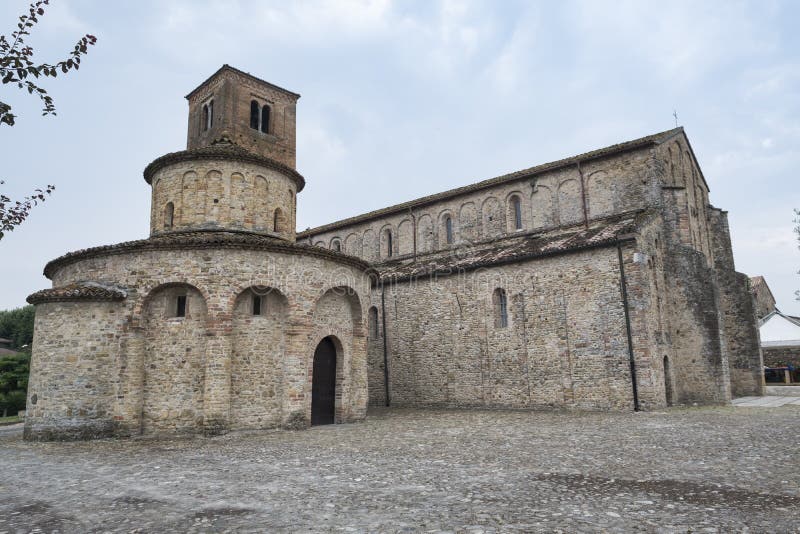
[[185, 64, 300, 169]]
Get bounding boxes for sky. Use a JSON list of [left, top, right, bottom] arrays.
[[0, 0, 798, 315]]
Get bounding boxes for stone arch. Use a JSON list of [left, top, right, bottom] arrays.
[[329, 237, 342, 252], [416, 213, 434, 253], [530, 184, 555, 229], [312, 285, 364, 339], [230, 286, 289, 430], [310, 334, 344, 425], [362, 228, 377, 261], [459, 202, 478, 243], [557, 178, 582, 226], [141, 282, 208, 435], [344, 233, 361, 257], [586, 170, 612, 219], [313, 240, 326, 248], [481, 196, 504, 238], [397, 219, 413, 256]]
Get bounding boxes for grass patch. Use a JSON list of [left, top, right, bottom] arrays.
[[0, 415, 21, 425]]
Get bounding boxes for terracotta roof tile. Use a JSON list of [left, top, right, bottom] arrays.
[[27, 283, 127, 305], [377, 212, 640, 282], [143, 137, 305, 191]]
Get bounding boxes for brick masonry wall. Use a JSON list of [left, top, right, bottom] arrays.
[[187, 70, 298, 169], [25, 246, 370, 440], [150, 159, 297, 240]]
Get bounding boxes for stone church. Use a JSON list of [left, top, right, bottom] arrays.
[[24, 66, 762, 440]]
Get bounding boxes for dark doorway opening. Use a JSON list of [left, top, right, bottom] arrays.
[[312, 337, 337, 425], [663, 355, 674, 407]]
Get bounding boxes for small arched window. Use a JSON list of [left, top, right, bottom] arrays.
[[368, 306, 379, 338], [261, 105, 270, 134], [493, 288, 508, 328], [250, 100, 259, 130], [510, 196, 522, 230], [273, 208, 285, 233], [164, 202, 174, 229], [252, 294, 262, 316], [332, 239, 341, 252], [202, 104, 209, 132], [385, 229, 393, 258], [208, 100, 214, 129], [444, 215, 454, 244]]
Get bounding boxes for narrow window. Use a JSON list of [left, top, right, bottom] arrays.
[[445, 215, 453, 244], [164, 202, 174, 229], [332, 240, 341, 252], [369, 307, 379, 338], [261, 105, 270, 134], [202, 104, 209, 132], [250, 100, 259, 130], [273, 208, 284, 233], [176, 295, 187, 318], [493, 288, 508, 328], [252, 294, 262, 316], [386, 230, 393, 258], [511, 196, 522, 230], [208, 99, 214, 128]]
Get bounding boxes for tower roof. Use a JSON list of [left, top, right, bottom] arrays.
[[185, 64, 301, 101]]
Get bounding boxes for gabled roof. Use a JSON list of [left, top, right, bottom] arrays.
[[759, 309, 800, 347], [299, 127, 687, 238], [185, 64, 301, 100]]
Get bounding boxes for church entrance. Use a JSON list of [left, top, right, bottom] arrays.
[[311, 337, 337, 425]]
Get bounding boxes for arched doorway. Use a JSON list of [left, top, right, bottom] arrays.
[[312, 337, 337, 425], [663, 355, 674, 407]]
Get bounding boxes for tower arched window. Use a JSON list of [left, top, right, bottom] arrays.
[[368, 306, 379, 338], [385, 229, 393, 258], [250, 100, 259, 130], [208, 100, 213, 129], [164, 202, 174, 229], [511, 195, 522, 230], [444, 215, 454, 244], [202, 104, 209, 132], [332, 239, 341, 252], [273, 208, 285, 233], [493, 288, 508, 328], [261, 105, 270, 134]]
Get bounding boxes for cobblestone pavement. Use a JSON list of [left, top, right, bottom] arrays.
[[1, 406, 799, 533]]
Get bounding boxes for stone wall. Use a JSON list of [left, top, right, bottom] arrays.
[[26, 243, 370, 440], [302, 146, 654, 261], [149, 159, 297, 239], [762, 345, 800, 368], [24, 301, 125, 440], [368, 245, 651, 411]]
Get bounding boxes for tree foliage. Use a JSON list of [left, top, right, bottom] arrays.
[[0, 0, 96, 240], [0, 305, 35, 349], [0, 352, 29, 417]]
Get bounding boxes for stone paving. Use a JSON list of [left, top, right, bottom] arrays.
[[732, 395, 800, 407], [1, 406, 799, 533]]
